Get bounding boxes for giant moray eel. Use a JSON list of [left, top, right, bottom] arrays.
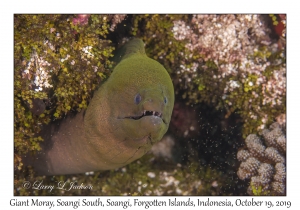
[[27, 38, 175, 175]]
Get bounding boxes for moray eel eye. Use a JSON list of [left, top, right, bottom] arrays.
[[134, 93, 142, 104], [164, 96, 168, 104]]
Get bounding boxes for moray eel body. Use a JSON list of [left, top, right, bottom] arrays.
[[27, 38, 174, 175]]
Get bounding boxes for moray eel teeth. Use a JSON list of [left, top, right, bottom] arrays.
[[124, 110, 164, 122]]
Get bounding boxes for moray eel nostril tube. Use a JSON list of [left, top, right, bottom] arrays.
[[25, 38, 175, 175]]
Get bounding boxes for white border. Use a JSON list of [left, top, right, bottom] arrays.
[[2, 0, 299, 209]]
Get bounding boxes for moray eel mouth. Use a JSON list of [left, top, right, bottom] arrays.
[[123, 110, 166, 124]]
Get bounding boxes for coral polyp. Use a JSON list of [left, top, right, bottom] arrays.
[[237, 123, 286, 195]]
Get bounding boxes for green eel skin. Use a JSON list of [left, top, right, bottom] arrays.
[[27, 38, 175, 175]]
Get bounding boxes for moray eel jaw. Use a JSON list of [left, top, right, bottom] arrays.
[[123, 110, 165, 124]]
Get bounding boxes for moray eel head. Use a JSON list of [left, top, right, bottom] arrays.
[[84, 38, 174, 170], [110, 53, 174, 145], [119, 86, 170, 144]]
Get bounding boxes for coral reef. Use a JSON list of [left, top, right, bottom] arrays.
[[237, 122, 286, 195], [172, 15, 286, 136], [269, 14, 286, 38], [14, 14, 114, 155], [14, 14, 286, 196], [108, 14, 127, 31], [130, 14, 285, 136], [72, 14, 90, 26]]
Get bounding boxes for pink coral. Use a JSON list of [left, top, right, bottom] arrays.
[[72, 14, 90, 25], [171, 15, 286, 131]]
